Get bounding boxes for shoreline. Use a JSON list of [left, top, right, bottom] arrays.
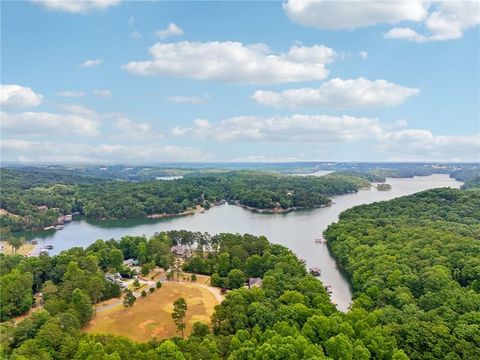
[[6, 198, 338, 235], [235, 201, 331, 214]]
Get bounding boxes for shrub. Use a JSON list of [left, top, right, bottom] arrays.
[[149, 288, 155, 293], [156, 281, 162, 289], [141, 290, 147, 297], [191, 274, 197, 282]]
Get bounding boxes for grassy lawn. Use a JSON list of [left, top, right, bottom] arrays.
[[84, 281, 220, 342]]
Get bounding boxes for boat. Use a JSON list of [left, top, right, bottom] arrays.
[[315, 238, 325, 243], [45, 245, 53, 250], [31, 240, 38, 245], [55, 225, 64, 230], [309, 267, 321, 276], [44, 226, 55, 230], [40, 250, 49, 256]]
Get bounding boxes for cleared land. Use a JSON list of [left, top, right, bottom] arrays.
[[85, 280, 221, 342], [0, 242, 35, 256]]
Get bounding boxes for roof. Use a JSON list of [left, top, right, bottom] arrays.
[[248, 278, 263, 287], [123, 258, 139, 266], [170, 245, 186, 256]]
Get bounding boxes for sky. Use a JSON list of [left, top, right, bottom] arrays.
[[1, 0, 479, 163]]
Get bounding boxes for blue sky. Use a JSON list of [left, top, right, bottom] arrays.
[[1, 0, 479, 163]]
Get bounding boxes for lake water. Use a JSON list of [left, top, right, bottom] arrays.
[[27, 174, 461, 311]]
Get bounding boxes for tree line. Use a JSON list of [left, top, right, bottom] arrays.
[[0, 169, 368, 232]]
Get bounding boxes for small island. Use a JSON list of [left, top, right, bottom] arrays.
[[376, 183, 392, 191]]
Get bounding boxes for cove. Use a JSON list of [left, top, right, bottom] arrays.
[[26, 174, 461, 311]]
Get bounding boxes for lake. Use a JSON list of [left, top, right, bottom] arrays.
[[27, 174, 461, 311]]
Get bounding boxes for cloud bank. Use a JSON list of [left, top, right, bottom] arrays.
[[284, 0, 480, 42], [252, 78, 420, 109], [123, 42, 336, 84], [172, 114, 479, 161]]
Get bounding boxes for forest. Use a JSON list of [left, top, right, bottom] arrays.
[[325, 188, 480, 359], [0, 169, 368, 232]]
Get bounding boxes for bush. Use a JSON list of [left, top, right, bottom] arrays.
[[156, 281, 162, 289], [133, 279, 140, 288], [191, 274, 197, 282], [141, 290, 147, 297], [149, 288, 155, 293]]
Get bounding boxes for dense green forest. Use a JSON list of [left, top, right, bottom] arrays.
[[1, 231, 408, 359], [0, 169, 368, 232], [325, 188, 480, 359], [461, 175, 480, 189]]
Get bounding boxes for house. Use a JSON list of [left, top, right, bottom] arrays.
[[105, 273, 125, 288], [123, 258, 139, 267], [170, 245, 187, 257], [248, 278, 263, 288], [37, 206, 48, 211]]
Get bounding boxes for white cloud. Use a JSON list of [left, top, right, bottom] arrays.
[[155, 23, 184, 39], [251, 78, 420, 109], [384, 27, 424, 41], [32, 0, 120, 14], [56, 103, 97, 117], [0, 85, 44, 108], [123, 42, 335, 84], [283, 0, 428, 29], [172, 115, 384, 143], [285, 0, 480, 42], [286, 44, 337, 63], [93, 89, 112, 98], [379, 130, 480, 161], [384, 1, 480, 42], [167, 94, 210, 105], [1, 110, 101, 137], [57, 90, 85, 98], [80, 59, 103, 67], [359, 51, 368, 60], [114, 117, 150, 133], [130, 30, 142, 39], [128, 16, 135, 27], [112, 117, 163, 139], [1, 139, 210, 163]]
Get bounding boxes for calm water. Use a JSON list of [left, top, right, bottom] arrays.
[[27, 174, 461, 311]]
